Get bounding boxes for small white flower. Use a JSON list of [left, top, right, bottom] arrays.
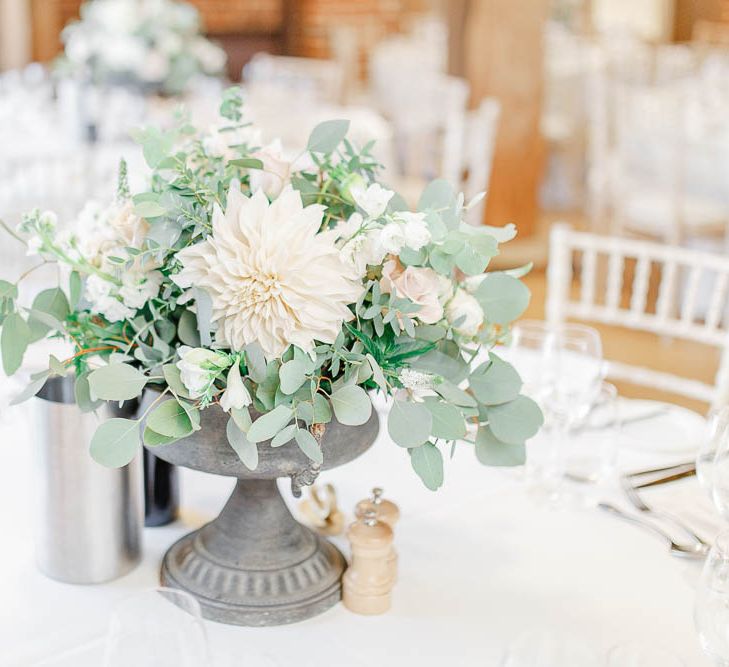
[[248, 139, 291, 198], [26, 235, 43, 257], [399, 368, 434, 391], [219, 362, 252, 412], [394, 211, 431, 251], [85, 274, 134, 322], [351, 183, 394, 219], [379, 223, 407, 254], [176, 346, 229, 399], [446, 288, 484, 337], [118, 270, 163, 310]]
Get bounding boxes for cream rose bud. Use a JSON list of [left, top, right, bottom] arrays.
[[380, 260, 445, 324], [446, 288, 484, 337], [176, 346, 229, 398], [393, 211, 431, 251], [248, 140, 291, 198], [351, 183, 394, 219], [220, 362, 252, 412]]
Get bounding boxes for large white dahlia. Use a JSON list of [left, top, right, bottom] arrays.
[[173, 185, 363, 358]]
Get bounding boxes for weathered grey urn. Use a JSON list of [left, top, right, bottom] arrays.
[[140, 392, 379, 626]]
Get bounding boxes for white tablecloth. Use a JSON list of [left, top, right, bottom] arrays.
[[0, 399, 713, 666]]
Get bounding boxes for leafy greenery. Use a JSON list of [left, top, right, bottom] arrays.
[[0, 88, 543, 490]]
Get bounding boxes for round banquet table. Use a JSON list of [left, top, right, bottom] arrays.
[[0, 395, 714, 666]]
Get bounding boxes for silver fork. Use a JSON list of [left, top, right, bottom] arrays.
[[598, 502, 709, 559], [620, 476, 710, 550]]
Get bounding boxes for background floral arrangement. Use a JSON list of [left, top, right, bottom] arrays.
[[59, 0, 227, 95], [0, 88, 542, 490]]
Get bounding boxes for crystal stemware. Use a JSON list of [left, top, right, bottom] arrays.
[[696, 530, 729, 666]]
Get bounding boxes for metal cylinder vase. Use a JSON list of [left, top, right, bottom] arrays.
[[33, 376, 144, 584]]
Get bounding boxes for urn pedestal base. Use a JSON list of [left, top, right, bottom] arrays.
[[160, 478, 345, 626]]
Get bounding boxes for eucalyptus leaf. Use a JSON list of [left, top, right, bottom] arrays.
[[69, 271, 82, 308], [474, 274, 531, 325], [487, 395, 544, 445], [28, 288, 69, 341], [312, 393, 332, 424], [330, 385, 372, 426], [231, 406, 252, 432], [469, 353, 522, 406], [422, 397, 467, 440], [88, 364, 147, 401], [244, 342, 267, 383], [295, 428, 323, 465], [307, 119, 350, 153], [475, 426, 526, 466], [192, 288, 213, 347], [89, 418, 140, 468], [1, 312, 29, 375], [75, 372, 103, 412], [226, 418, 259, 470], [162, 363, 190, 398], [10, 370, 49, 405], [388, 399, 432, 448], [279, 359, 307, 395], [434, 380, 477, 408], [177, 310, 200, 347], [229, 157, 264, 169], [271, 423, 297, 447], [146, 399, 195, 439], [0, 280, 17, 300], [247, 404, 293, 443], [411, 349, 467, 384], [134, 200, 167, 218], [410, 442, 444, 491], [417, 179, 455, 213], [143, 427, 178, 447]]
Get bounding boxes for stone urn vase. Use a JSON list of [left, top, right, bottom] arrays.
[[141, 394, 379, 626]]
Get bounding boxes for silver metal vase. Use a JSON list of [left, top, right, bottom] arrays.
[[33, 376, 143, 583], [141, 393, 380, 626]]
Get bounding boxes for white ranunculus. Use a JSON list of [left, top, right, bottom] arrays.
[[192, 38, 227, 74], [446, 288, 484, 337], [176, 346, 229, 398], [351, 183, 394, 219], [139, 48, 170, 82], [248, 140, 291, 198], [394, 211, 431, 251], [219, 362, 252, 412], [173, 185, 363, 358]]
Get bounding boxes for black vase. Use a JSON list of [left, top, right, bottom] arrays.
[[143, 448, 179, 527]]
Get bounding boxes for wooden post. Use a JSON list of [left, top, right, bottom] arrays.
[[460, 0, 550, 235]]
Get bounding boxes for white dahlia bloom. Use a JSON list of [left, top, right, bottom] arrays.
[[173, 185, 363, 358]]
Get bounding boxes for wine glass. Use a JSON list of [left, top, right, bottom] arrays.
[[695, 530, 729, 666], [606, 641, 685, 666], [697, 409, 729, 493], [102, 587, 210, 667], [561, 382, 620, 507], [500, 630, 599, 666]]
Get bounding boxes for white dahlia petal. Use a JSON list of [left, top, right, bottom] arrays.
[[174, 185, 364, 359]]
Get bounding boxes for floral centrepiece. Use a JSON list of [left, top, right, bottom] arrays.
[[0, 88, 543, 490], [59, 0, 227, 95]]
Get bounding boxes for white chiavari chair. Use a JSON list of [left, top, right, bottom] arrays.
[[547, 223, 729, 409], [243, 53, 345, 107], [462, 97, 500, 224]]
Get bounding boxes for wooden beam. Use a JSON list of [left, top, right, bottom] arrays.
[[462, 0, 550, 236]]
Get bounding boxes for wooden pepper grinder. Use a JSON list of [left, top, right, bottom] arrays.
[[343, 510, 394, 615], [356, 487, 399, 581]]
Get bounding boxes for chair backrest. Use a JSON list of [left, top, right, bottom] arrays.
[[546, 223, 729, 408], [462, 97, 501, 224]]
